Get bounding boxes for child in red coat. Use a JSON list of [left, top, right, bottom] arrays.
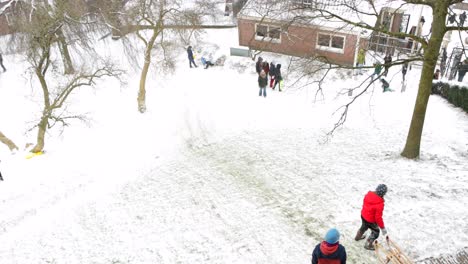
[[355, 184, 388, 250]]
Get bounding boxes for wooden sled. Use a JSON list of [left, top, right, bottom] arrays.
[[374, 237, 414, 264]]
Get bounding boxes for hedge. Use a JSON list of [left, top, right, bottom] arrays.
[[432, 81, 468, 113]]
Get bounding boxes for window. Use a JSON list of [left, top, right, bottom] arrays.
[[256, 25, 268, 38], [268, 27, 281, 39], [316, 33, 345, 53], [318, 34, 331, 46], [255, 24, 281, 43], [331, 36, 344, 49]]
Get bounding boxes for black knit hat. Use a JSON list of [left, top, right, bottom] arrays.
[[376, 184, 388, 197]]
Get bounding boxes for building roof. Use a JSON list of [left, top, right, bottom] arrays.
[[237, 0, 380, 35]]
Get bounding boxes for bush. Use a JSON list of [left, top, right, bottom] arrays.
[[432, 81, 468, 113]]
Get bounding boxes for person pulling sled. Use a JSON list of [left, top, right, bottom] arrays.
[[355, 184, 388, 250]]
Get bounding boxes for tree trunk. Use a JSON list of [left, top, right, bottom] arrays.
[[401, 4, 447, 159], [31, 117, 47, 153], [137, 29, 158, 113], [57, 29, 75, 74], [33, 68, 51, 153], [0, 131, 18, 151]]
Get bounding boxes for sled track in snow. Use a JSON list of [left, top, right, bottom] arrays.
[[418, 248, 468, 264]]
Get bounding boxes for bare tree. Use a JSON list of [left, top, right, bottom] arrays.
[[246, 0, 468, 159], [10, 3, 122, 153], [109, 0, 234, 113]]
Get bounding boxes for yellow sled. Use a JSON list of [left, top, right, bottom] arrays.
[[374, 237, 414, 264], [25, 151, 44, 159]]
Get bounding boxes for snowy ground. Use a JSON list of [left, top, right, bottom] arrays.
[[1, 27, 468, 263]]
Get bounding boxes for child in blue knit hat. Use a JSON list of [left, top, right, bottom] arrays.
[[311, 228, 347, 264]]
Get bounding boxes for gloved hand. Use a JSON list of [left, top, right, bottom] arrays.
[[381, 228, 388, 237]]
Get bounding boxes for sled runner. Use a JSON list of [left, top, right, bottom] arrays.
[[374, 237, 414, 264], [25, 151, 44, 159]]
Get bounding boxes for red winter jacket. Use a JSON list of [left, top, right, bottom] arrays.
[[361, 191, 385, 228]]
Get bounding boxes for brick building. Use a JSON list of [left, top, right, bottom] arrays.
[[237, 0, 369, 66]]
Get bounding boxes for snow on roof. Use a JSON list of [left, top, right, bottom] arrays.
[[237, 0, 383, 35]]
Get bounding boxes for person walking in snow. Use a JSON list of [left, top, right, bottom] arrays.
[[269, 62, 276, 88], [258, 70, 268, 97], [273, 63, 283, 91], [370, 62, 382, 82], [402, 61, 408, 81], [356, 48, 366, 75], [0, 52, 6, 72], [355, 184, 388, 250], [0, 160, 3, 181], [383, 54, 392, 77], [255, 57, 263, 75], [187, 46, 197, 68], [312, 228, 347, 264]]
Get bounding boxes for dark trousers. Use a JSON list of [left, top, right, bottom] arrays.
[[189, 58, 197, 68], [0, 171, 3, 181], [0, 61, 5, 72], [358, 216, 380, 241], [204, 61, 214, 69]]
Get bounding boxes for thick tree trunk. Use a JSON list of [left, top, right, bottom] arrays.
[[401, 4, 447, 159], [31, 117, 47, 153], [33, 67, 51, 153], [137, 30, 158, 113], [0, 131, 18, 151], [57, 29, 75, 74]]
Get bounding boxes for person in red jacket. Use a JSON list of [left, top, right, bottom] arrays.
[[311, 228, 347, 264], [355, 184, 388, 250]]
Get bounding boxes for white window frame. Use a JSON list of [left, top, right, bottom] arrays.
[[255, 24, 281, 44], [316, 33, 346, 54]]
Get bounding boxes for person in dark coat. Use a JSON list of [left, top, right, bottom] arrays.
[[258, 70, 268, 97], [460, 12, 467, 27], [312, 228, 347, 264], [255, 57, 263, 75], [402, 62, 408, 81], [0, 53, 6, 72], [380, 78, 393, 92], [187, 46, 197, 68], [355, 184, 388, 250], [457, 59, 468, 82], [383, 54, 392, 77], [269, 62, 276, 88], [273, 63, 283, 91]]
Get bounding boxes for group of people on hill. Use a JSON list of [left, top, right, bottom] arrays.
[[255, 57, 283, 97], [311, 184, 388, 264]]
